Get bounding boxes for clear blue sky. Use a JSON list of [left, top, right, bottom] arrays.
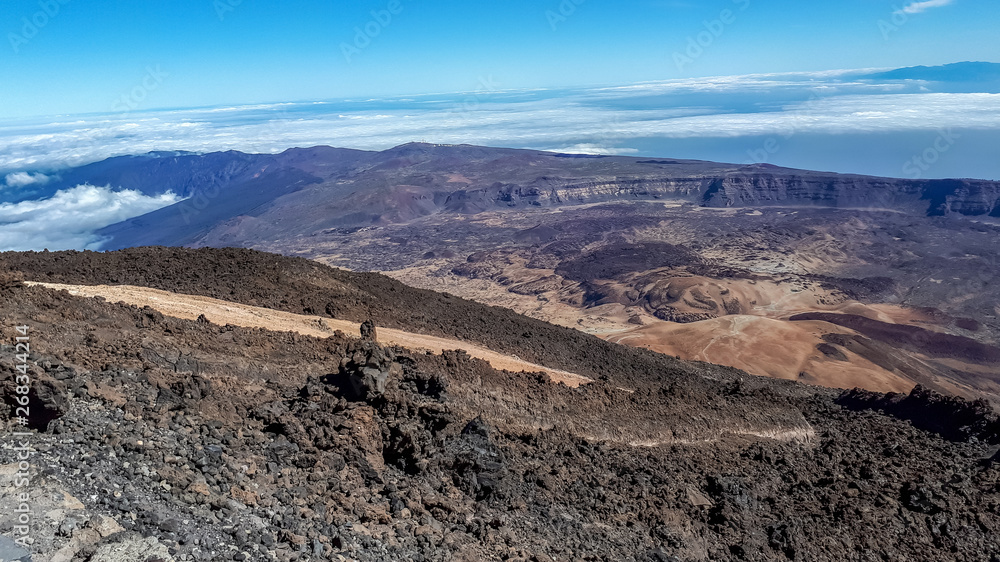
[[1, 0, 996, 118]]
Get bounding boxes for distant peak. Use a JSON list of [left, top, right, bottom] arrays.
[[862, 61, 1000, 82], [387, 142, 481, 150], [390, 142, 434, 149]]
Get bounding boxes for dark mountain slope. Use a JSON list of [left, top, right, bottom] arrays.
[[84, 144, 1000, 251], [1, 151, 272, 204], [95, 167, 323, 248], [0, 246, 725, 386], [863, 61, 1000, 83]]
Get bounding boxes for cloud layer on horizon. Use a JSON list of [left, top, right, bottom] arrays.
[[1, 70, 997, 175]]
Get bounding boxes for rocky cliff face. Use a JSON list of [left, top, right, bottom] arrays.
[[699, 173, 1000, 216], [442, 177, 712, 210], [921, 178, 1000, 216], [450, 170, 1000, 219]]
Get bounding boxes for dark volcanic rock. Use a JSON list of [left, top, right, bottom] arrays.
[[901, 481, 945, 514], [2, 247, 999, 562], [815, 342, 848, 361], [334, 340, 401, 401], [1, 368, 67, 431], [0, 246, 703, 387], [447, 417, 508, 501], [793, 311, 1000, 363], [838, 384, 1000, 444], [556, 242, 702, 282], [359, 319, 377, 341]]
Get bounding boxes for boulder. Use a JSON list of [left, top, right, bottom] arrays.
[[336, 340, 401, 400], [360, 319, 377, 341], [0, 535, 30, 562], [88, 534, 174, 562]]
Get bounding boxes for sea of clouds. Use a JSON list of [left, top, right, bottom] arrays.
[[1, 69, 998, 251], [0, 185, 182, 251]]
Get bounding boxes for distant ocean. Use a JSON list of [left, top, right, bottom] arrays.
[[2, 68, 999, 183]]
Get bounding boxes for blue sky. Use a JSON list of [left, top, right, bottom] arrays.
[[1, 0, 997, 118]]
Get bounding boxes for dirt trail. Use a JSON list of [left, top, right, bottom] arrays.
[[27, 281, 592, 387]]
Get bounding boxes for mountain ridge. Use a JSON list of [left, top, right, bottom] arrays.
[[76, 143, 1000, 251], [861, 61, 1000, 82]]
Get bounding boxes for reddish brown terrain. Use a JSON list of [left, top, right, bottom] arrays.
[[69, 144, 1000, 404], [325, 204, 1000, 406], [1, 247, 999, 561]]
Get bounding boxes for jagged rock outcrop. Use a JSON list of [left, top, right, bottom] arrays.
[[837, 384, 1000, 444], [336, 339, 402, 401], [359, 319, 377, 342], [699, 172, 1000, 216]]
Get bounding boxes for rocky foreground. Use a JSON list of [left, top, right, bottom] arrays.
[[0, 248, 999, 561]]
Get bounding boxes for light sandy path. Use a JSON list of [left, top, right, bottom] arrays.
[[26, 282, 591, 387]]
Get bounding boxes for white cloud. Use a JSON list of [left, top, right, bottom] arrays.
[[0, 185, 184, 251], [547, 144, 640, 156], [4, 171, 51, 188], [0, 69, 997, 175], [896, 0, 955, 14], [623, 93, 1000, 137]]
